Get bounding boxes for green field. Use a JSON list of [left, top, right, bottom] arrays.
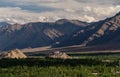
[[0, 55, 120, 77]]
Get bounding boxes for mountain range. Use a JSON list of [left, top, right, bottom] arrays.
[[0, 12, 120, 51]]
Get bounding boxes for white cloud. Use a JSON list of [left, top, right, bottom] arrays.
[[82, 5, 120, 20], [64, 9, 76, 13], [0, 7, 41, 24], [84, 15, 96, 22]]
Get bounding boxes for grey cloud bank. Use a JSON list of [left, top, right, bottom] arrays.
[[0, 0, 119, 24]]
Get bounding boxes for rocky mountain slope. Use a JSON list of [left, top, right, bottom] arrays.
[[0, 12, 120, 51], [86, 12, 120, 46], [0, 19, 87, 51], [53, 12, 120, 48]]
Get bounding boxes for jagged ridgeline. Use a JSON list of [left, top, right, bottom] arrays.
[[0, 12, 119, 51]]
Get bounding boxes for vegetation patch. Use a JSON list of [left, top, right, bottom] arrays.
[[0, 56, 120, 77]]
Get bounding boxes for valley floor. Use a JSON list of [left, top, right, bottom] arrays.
[[0, 55, 120, 77]]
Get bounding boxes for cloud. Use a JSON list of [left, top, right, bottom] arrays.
[[82, 5, 120, 20], [75, 0, 120, 6], [0, 7, 41, 24], [0, 0, 119, 23], [84, 15, 96, 22]]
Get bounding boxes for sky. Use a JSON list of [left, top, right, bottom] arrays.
[[0, 0, 120, 24]]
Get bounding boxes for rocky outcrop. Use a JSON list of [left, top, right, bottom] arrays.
[[46, 51, 70, 59], [0, 49, 27, 59]]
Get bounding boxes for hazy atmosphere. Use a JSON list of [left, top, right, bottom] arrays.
[[0, 0, 120, 23]]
